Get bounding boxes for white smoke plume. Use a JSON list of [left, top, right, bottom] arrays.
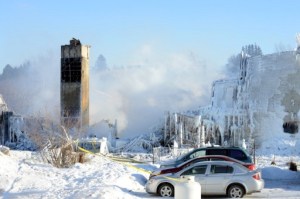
[[0, 46, 221, 138], [90, 48, 221, 137], [0, 50, 60, 119]]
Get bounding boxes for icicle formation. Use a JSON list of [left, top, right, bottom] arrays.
[[296, 33, 300, 62], [296, 33, 300, 51]]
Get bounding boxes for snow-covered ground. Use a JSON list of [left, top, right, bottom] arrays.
[[1, 149, 300, 199]]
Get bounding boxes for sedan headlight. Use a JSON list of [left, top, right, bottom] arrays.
[[149, 170, 161, 179], [147, 178, 155, 184]]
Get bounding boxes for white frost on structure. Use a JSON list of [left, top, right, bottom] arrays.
[[0, 94, 8, 112], [0, 95, 35, 150], [296, 33, 300, 49], [164, 38, 300, 152], [207, 42, 300, 150], [78, 137, 109, 154]]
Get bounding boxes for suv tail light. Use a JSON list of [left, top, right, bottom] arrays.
[[247, 164, 256, 170], [252, 172, 261, 180]]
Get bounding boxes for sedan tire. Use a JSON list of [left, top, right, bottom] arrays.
[[227, 184, 245, 198], [158, 183, 174, 197]]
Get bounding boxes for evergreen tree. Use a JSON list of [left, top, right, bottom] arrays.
[[94, 54, 108, 71]]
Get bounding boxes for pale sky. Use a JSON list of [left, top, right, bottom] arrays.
[[1, 0, 300, 71]]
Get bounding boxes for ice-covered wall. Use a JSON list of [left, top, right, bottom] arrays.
[[211, 79, 239, 110], [163, 42, 300, 151], [209, 49, 300, 149], [209, 79, 247, 146], [0, 95, 8, 112], [243, 51, 300, 146]]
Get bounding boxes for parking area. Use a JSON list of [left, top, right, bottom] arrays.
[[196, 179, 300, 199], [137, 179, 300, 198]]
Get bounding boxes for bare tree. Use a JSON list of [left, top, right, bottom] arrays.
[[24, 111, 85, 168]]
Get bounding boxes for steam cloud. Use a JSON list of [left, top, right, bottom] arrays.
[[0, 51, 60, 119], [0, 47, 221, 138], [90, 48, 220, 137]]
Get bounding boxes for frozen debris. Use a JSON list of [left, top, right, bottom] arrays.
[[114, 131, 163, 153], [0, 145, 10, 155], [78, 137, 109, 155]]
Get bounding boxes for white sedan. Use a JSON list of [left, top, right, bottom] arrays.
[[145, 161, 264, 198]]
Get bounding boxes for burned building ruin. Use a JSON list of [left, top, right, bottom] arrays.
[[164, 37, 300, 150], [61, 38, 90, 130], [0, 95, 26, 149], [0, 95, 11, 145]]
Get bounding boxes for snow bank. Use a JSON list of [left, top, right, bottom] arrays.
[[0, 151, 154, 199], [0, 151, 20, 193], [1, 149, 300, 198], [262, 166, 300, 180], [257, 135, 300, 156]]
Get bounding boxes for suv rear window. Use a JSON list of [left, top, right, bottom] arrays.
[[229, 149, 247, 161], [206, 149, 227, 156], [189, 150, 206, 159]]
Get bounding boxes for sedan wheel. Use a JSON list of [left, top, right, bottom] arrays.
[[227, 184, 245, 198], [158, 183, 174, 197]]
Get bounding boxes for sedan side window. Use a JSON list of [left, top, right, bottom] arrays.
[[183, 158, 208, 169], [210, 165, 233, 174], [181, 165, 207, 175]]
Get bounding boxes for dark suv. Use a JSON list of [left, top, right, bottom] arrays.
[[160, 146, 253, 168]]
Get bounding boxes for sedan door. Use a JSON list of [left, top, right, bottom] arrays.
[[205, 164, 234, 194], [180, 165, 208, 193]]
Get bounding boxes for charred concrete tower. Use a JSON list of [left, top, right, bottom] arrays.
[[61, 38, 90, 130]]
